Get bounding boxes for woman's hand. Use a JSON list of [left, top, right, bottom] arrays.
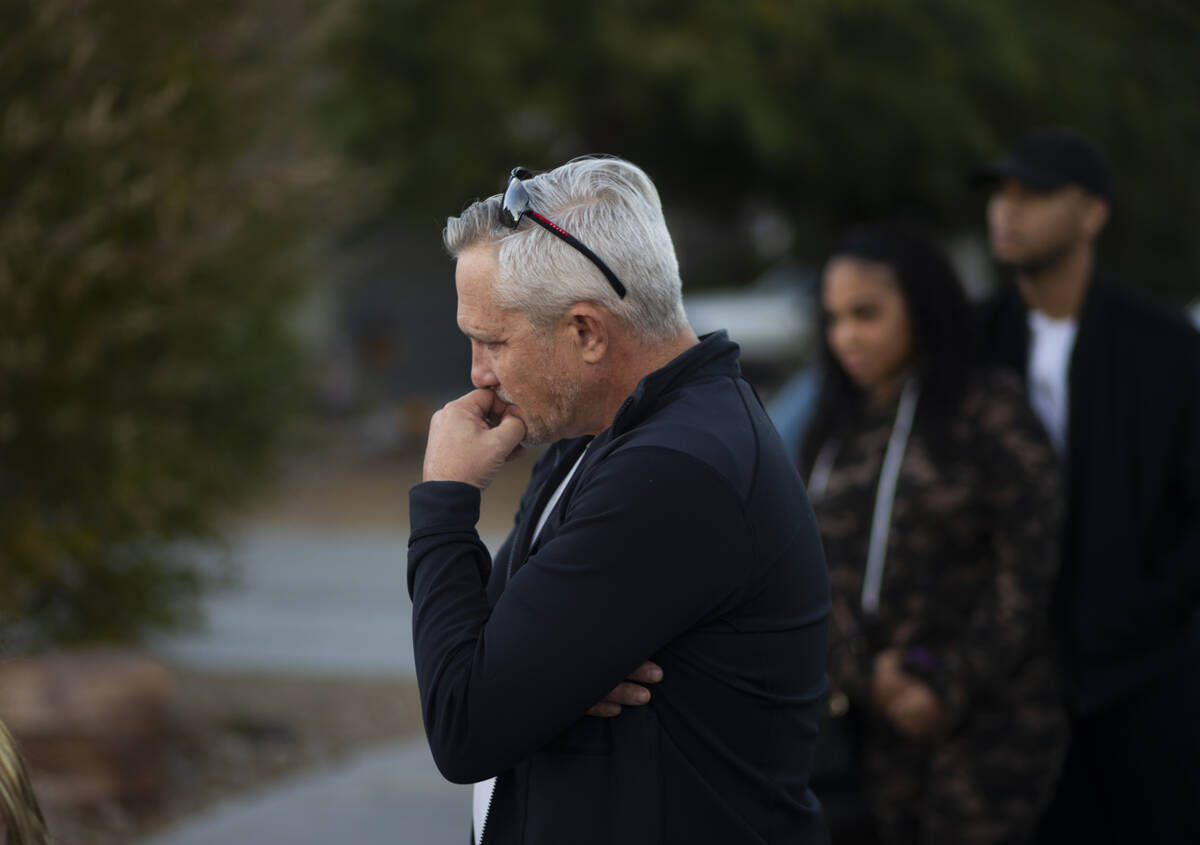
[[884, 679, 945, 740], [870, 648, 946, 740], [869, 649, 909, 710]]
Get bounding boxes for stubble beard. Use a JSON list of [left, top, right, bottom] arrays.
[[1001, 238, 1074, 280], [497, 377, 583, 448]]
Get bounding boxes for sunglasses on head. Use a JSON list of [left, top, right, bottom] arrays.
[[499, 167, 627, 299]]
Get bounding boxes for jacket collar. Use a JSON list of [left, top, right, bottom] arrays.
[[1073, 265, 1117, 332], [986, 264, 1115, 372], [609, 330, 742, 436], [1023, 263, 1115, 320], [505, 331, 741, 581]]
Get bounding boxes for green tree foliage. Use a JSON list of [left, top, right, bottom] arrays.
[[0, 0, 333, 645], [326, 0, 1200, 301]]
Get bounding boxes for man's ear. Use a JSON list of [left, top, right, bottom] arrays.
[[1081, 196, 1110, 240], [566, 305, 609, 364]]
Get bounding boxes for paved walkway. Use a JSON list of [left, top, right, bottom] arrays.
[[149, 527, 419, 677], [140, 524, 506, 844], [137, 738, 469, 845]]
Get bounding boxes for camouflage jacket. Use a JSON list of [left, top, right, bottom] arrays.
[[814, 369, 1063, 731]]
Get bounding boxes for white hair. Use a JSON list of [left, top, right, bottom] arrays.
[[443, 156, 689, 342]]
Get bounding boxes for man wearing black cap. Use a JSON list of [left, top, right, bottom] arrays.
[[975, 127, 1200, 844]]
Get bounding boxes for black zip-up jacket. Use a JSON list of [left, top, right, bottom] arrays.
[[408, 332, 831, 844], [978, 271, 1200, 715]]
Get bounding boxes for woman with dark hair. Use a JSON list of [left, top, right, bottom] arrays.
[[803, 221, 1066, 844]]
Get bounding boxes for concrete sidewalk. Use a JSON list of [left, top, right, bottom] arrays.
[[150, 527, 418, 677], [150, 525, 507, 676], [137, 737, 470, 845], [140, 524, 504, 844]]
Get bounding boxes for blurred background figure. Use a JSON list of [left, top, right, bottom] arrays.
[[975, 128, 1200, 845], [802, 222, 1065, 845]]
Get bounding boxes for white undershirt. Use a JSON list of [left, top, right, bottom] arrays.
[[472, 448, 588, 845], [1026, 310, 1078, 456]]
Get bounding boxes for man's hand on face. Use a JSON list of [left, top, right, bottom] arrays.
[[423, 389, 527, 489], [587, 661, 663, 718]]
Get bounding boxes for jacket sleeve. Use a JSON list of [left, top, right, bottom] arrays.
[[907, 385, 1064, 728], [1055, 321, 1200, 671], [1143, 337, 1200, 618], [1094, 338, 1200, 666], [407, 446, 751, 784]]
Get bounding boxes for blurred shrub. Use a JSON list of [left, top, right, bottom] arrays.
[[0, 0, 336, 645], [325, 0, 1200, 302]]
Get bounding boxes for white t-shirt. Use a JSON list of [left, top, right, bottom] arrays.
[[1026, 310, 1078, 456], [472, 448, 588, 845]]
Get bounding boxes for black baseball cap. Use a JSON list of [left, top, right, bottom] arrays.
[[973, 127, 1113, 201]]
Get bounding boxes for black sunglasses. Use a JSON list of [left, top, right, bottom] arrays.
[[499, 167, 627, 299]]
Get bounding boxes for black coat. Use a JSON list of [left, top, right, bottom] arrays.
[[408, 332, 831, 844], [977, 269, 1200, 715]]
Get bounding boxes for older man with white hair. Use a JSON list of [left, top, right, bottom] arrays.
[[407, 156, 831, 844]]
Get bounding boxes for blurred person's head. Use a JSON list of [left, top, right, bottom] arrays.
[[820, 220, 974, 406], [821, 255, 912, 408], [976, 127, 1111, 276], [443, 156, 695, 446], [801, 221, 973, 472]]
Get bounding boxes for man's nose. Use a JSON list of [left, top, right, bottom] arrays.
[[470, 346, 498, 390]]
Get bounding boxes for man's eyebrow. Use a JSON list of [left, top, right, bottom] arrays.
[[460, 326, 499, 343]]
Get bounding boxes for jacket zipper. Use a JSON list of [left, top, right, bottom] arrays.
[[478, 775, 498, 845]]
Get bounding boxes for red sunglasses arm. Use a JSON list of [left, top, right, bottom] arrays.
[[526, 211, 628, 299]]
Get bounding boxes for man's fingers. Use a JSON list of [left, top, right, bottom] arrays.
[[454, 388, 517, 428], [459, 387, 500, 416], [586, 702, 622, 718], [424, 390, 524, 487], [586, 681, 650, 718], [586, 664, 662, 718], [445, 389, 497, 427], [627, 661, 663, 684], [605, 681, 652, 707]]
